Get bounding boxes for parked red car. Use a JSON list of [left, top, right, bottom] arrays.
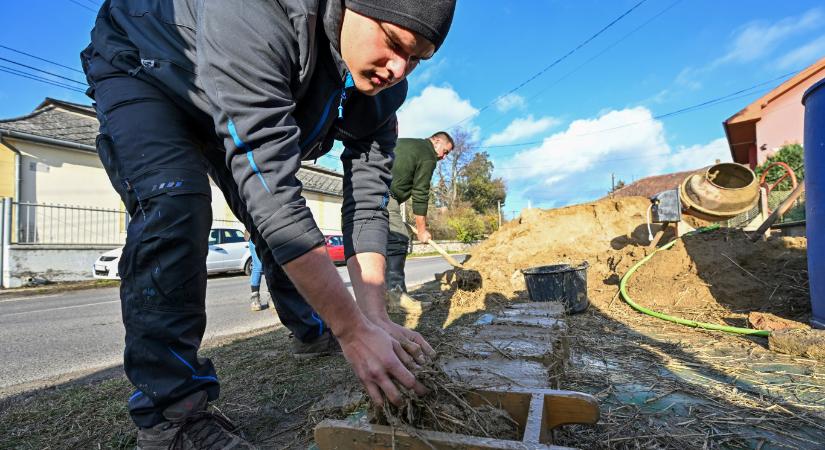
[[325, 235, 345, 264]]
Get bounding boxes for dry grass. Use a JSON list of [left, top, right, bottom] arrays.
[[373, 361, 519, 441], [551, 305, 825, 449], [2, 275, 823, 449], [0, 327, 356, 449]]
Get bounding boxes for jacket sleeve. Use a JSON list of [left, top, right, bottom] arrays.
[[196, 0, 325, 265], [340, 115, 397, 260], [411, 158, 436, 216]]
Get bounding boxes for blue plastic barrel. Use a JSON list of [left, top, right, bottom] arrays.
[[803, 79, 825, 329]]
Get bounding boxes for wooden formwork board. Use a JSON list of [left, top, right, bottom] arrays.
[[314, 388, 599, 450]]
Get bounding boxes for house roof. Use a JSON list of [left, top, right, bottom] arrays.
[[0, 98, 344, 197], [723, 56, 825, 163], [608, 168, 702, 199], [0, 97, 99, 148], [298, 163, 344, 197]]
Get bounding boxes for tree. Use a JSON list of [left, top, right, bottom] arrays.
[[459, 152, 506, 213], [755, 144, 804, 191], [433, 127, 475, 209], [608, 179, 626, 196]]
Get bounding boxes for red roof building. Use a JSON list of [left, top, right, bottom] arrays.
[[723, 57, 825, 169]]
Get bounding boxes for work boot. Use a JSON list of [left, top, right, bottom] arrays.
[[291, 330, 342, 360], [249, 292, 267, 311], [136, 391, 255, 450], [385, 253, 408, 293]]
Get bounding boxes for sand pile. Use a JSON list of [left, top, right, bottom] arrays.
[[627, 230, 809, 323], [462, 197, 652, 301], [459, 196, 810, 324]]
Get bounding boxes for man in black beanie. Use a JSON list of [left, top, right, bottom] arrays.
[[81, 0, 456, 447]]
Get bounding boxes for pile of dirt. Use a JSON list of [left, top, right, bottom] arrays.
[[465, 197, 652, 297], [458, 196, 810, 324], [627, 230, 809, 323]]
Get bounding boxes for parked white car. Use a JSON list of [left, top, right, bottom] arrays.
[[93, 228, 253, 280]]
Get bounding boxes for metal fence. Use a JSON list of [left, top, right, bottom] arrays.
[[768, 190, 806, 223], [0, 199, 255, 246], [10, 201, 129, 245], [722, 190, 806, 228]]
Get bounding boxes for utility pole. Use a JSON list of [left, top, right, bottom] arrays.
[[497, 200, 502, 229], [610, 173, 616, 198]]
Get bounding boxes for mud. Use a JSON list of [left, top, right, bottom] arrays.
[[769, 329, 825, 360]]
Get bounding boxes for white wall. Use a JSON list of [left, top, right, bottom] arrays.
[[13, 140, 120, 209], [6, 244, 118, 287]]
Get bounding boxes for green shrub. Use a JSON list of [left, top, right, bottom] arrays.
[[447, 209, 485, 243], [755, 144, 804, 191]]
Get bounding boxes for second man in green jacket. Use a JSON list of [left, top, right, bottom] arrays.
[[387, 131, 454, 292]]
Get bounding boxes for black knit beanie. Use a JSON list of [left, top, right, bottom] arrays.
[[344, 0, 457, 51]]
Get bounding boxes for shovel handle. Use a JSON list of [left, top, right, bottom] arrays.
[[405, 223, 465, 269]]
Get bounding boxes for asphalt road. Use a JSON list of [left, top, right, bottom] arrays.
[[0, 255, 460, 393]]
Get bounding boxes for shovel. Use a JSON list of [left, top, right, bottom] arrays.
[[405, 222, 465, 269]]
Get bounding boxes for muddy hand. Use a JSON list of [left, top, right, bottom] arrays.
[[374, 318, 436, 367], [337, 319, 427, 406]]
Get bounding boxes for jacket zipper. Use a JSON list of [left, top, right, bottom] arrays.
[[338, 72, 354, 118], [300, 71, 354, 151]]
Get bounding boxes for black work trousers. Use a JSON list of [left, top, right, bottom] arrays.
[[85, 54, 328, 428]]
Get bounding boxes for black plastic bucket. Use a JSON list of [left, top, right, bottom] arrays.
[[521, 262, 589, 313]]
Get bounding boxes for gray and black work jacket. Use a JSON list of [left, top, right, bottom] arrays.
[[84, 0, 404, 264]]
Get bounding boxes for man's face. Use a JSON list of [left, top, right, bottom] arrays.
[[340, 8, 436, 96], [434, 139, 453, 160]]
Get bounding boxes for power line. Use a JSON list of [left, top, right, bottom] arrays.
[[448, 0, 650, 129], [0, 56, 88, 86], [490, 89, 770, 170], [81, 0, 101, 7], [0, 44, 85, 74], [476, 70, 798, 152], [66, 0, 97, 13], [0, 66, 87, 94], [477, 0, 683, 134]]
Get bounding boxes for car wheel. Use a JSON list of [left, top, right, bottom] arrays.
[[243, 258, 252, 276]]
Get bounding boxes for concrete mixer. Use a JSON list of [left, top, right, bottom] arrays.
[[649, 162, 761, 227]]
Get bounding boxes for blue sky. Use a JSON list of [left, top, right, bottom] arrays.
[[2, 1, 824, 217]]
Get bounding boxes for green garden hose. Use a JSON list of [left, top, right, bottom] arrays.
[[619, 226, 771, 337]]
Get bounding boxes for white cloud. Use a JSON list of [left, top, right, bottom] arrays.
[[674, 8, 824, 91], [716, 8, 823, 66], [494, 93, 526, 112], [489, 106, 735, 212], [496, 107, 669, 187], [665, 137, 731, 173], [484, 115, 560, 146], [397, 85, 478, 138], [778, 34, 825, 70]]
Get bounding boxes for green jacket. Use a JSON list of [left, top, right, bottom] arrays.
[[390, 138, 437, 216]]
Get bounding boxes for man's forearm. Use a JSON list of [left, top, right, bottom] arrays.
[[347, 252, 390, 322], [282, 246, 368, 338], [414, 215, 427, 233]]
